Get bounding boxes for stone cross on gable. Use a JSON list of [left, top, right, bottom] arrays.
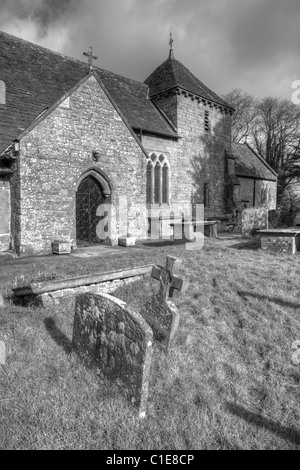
[[83, 46, 98, 70], [151, 255, 189, 300]]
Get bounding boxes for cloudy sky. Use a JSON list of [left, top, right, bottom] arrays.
[[0, 0, 299, 100]]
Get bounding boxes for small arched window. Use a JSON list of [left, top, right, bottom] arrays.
[[146, 153, 170, 205], [0, 81, 6, 105]]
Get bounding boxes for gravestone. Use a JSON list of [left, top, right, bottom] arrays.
[[73, 292, 153, 418], [242, 207, 269, 238], [140, 256, 189, 350], [0, 292, 5, 307], [294, 212, 300, 226]]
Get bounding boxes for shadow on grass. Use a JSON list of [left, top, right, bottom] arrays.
[[142, 239, 187, 248], [226, 402, 300, 446], [44, 317, 73, 355], [0, 254, 61, 267], [238, 291, 300, 309], [228, 240, 261, 251]]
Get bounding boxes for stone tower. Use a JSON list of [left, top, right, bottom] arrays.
[[144, 47, 234, 217]]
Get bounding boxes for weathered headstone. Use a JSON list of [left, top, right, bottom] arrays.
[[73, 292, 153, 418], [242, 207, 269, 238], [294, 212, 300, 226], [0, 292, 5, 307], [140, 256, 189, 350]]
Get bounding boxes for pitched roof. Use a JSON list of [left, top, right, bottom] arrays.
[[144, 55, 233, 110], [0, 31, 177, 153], [231, 142, 277, 181]]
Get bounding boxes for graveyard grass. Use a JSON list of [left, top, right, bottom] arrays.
[[1, 238, 300, 450]]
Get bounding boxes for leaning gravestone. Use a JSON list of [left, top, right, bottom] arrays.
[[140, 256, 189, 350], [73, 292, 153, 418], [242, 207, 269, 238]]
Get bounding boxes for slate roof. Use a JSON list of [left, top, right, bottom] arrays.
[[0, 31, 177, 153], [231, 142, 277, 181], [144, 55, 233, 110]]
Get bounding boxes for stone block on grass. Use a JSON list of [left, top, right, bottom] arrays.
[[118, 236, 136, 247]]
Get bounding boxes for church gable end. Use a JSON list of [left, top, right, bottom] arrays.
[[17, 74, 147, 255]]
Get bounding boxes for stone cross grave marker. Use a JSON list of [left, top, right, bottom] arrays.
[[73, 292, 153, 418], [140, 255, 189, 350]]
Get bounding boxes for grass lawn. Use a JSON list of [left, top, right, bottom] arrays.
[[0, 237, 300, 450]]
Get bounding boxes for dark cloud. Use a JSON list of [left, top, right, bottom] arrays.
[[33, 0, 80, 36], [0, 0, 80, 36], [0, 0, 300, 99], [227, 0, 300, 67]]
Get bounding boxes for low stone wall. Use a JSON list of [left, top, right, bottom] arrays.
[[15, 275, 147, 307]]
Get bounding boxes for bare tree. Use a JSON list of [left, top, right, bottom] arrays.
[[223, 88, 257, 143], [253, 97, 300, 199], [224, 89, 300, 202]]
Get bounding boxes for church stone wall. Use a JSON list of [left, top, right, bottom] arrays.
[[17, 75, 147, 256], [176, 95, 232, 217], [236, 177, 277, 210], [0, 179, 10, 251], [255, 179, 277, 210], [153, 93, 232, 218]]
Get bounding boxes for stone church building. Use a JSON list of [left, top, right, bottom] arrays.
[[0, 31, 277, 256]]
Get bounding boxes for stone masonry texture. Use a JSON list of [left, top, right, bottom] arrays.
[[152, 92, 232, 219], [73, 292, 153, 417], [0, 179, 10, 251], [17, 75, 147, 256], [260, 235, 300, 254]]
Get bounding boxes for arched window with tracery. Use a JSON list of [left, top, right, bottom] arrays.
[[162, 163, 169, 204], [146, 153, 170, 205], [146, 160, 153, 204], [154, 162, 161, 204]]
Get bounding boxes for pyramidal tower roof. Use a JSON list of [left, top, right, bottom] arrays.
[[144, 49, 233, 110]]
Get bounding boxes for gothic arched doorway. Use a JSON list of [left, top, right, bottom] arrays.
[[76, 175, 106, 245]]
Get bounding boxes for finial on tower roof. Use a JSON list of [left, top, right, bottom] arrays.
[[83, 46, 98, 71], [169, 30, 174, 59]]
